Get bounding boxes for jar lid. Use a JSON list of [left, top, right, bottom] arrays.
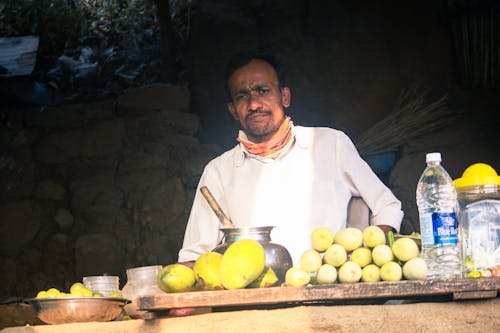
[[454, 163, 500, 188]]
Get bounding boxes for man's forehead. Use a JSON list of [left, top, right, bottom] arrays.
[[229, 60, 279, 92], [230, 59, 278, 81], [233, 82, 275, 92]]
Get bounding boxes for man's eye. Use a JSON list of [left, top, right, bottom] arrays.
[[234, 94, 247, 101], [259, 88, 269, 95]]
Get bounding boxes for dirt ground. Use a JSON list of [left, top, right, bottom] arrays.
[[1, 298, 498, 332]]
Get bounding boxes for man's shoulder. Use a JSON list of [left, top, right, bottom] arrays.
[[295, 126, 350, 142], [205, 144, 241, 168]]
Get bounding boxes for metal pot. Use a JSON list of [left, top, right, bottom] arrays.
[[212, 226, 293, 284]]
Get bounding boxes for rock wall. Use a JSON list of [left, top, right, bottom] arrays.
[[0, 84, 221, 299]]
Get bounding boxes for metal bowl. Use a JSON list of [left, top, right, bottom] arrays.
[[25, 297, 129, 325]]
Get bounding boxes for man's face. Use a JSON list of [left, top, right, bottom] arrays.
[[227, 59, 291, 143]]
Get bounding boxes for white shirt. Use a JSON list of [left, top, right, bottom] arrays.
[[178, 126, 403, 265]]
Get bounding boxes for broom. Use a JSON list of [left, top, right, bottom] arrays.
[[354, 85, 458, 155]]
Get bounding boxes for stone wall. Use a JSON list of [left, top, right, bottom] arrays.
[[0, 84, 221, 299]]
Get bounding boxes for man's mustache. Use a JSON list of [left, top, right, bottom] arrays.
[[246, 110, 272, 121]]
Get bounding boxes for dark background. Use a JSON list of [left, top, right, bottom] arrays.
[[1, 0, 499, 302], [187, 0, 500, 232], [188, 0, 455, 149]]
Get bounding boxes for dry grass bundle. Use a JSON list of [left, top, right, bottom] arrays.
[[354, 85, 459, 155]]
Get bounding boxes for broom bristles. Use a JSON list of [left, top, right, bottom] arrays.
[[355, 85, 458, 155]]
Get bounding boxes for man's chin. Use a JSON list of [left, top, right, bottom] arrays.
[[246, 123, 270, 135], [244, 119, 281, 141], [245, 129, 273, 142]]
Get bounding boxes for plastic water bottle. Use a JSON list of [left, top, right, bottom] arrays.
[[416, 152, 462, 279]]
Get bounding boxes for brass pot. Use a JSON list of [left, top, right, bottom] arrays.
[[213, 226, 293, 284]]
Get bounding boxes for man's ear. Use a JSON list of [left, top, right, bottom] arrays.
[[281, 87, 291, 108], [227, 102, 239, 120]]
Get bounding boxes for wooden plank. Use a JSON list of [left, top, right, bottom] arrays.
[[136, 277, 500, 310], [453, 290, 497, 300]]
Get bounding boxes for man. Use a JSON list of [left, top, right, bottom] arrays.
[[178, 49, 403, 267]]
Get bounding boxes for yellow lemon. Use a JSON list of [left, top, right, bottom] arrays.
[[157, 264, 196, 293], [300, 249, 322, 273], [402, 257, 428, 280], [338, 261, 362, 283], [372, 244, 394, 266], [380, 261, 403, 281], [311, 227, 335, 252], [362, 226, 386, 248], [71, 286, 93, 297], [284, 267, 310, 287], [351, 247, 372, 268], [46, 288, 60, 298], [108, 291, 123, 298], [81, 287, 94, 297], [362, 264, 381, 282], [391, 237, 419, 262], [334, 228, 363, 251], [69, 282, 86, 295], [316, 264, 338, 284], [247, 267, 279, 288], [324, 244, 347, 267]]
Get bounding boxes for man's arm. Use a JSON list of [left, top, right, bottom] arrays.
[[377, 225, 396, 244], [179, 261, 194, 269], [338, 132, 404, 233], [178, 165, 225, 263], [376, 224, 395, 234]]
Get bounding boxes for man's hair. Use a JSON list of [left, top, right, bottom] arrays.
[[224, 47, 286, 102]]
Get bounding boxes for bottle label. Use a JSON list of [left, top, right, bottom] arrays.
[[431, 212, 458, 245], [420, 213, 434, 246]]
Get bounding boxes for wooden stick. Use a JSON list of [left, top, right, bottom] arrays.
[[200, 186, 234, 228]]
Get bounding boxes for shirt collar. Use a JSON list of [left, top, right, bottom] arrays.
[[293, 126, 310, 149]]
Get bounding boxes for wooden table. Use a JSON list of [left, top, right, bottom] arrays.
[[135, 277, 500, 311], [3, 278, 498, 332], [3, 298, 499, 332]]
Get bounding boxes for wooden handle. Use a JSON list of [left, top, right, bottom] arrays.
[[200, 186, 234, 228]]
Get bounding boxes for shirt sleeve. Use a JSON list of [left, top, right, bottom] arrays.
[[337, 132, 404, 232], [177, 162, 225, 262]]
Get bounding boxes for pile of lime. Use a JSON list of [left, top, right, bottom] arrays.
[[284, 226, 426, 287], [35, 282, 123, 298]]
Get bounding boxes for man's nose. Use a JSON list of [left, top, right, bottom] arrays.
[[248, 92, 263, 109]]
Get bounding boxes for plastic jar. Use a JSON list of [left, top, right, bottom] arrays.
[[82, 275, 120, 296], [122, 265, 163, 318], [454, 163, 500, 278]]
